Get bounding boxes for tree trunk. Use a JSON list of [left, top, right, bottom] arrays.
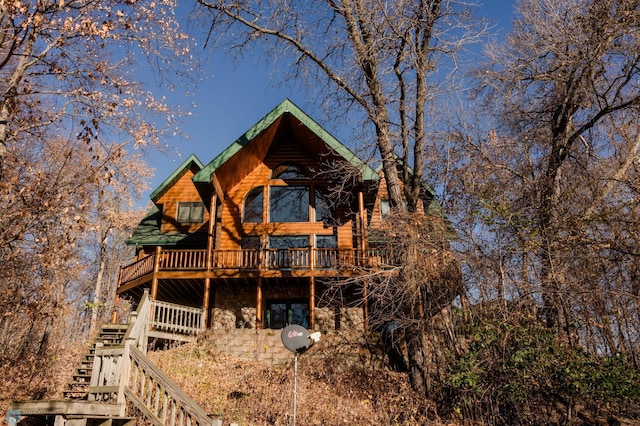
[[405, 324, 430, 396]]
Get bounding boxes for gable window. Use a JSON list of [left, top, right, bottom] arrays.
[[243, 186, 264, 223], [271, 163, 309, 180], [380, 199, 390, 219], [177, 202, 205, 223], [269, 186, 310, 222]]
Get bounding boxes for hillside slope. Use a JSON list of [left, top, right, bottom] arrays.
[[147, 335, 446, 425]]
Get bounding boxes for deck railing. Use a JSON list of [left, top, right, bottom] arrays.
[[159, 249, 207, 270], [150, 300, 204, 335], [118, 254, 155, 285], [118, 247, 396, 287]]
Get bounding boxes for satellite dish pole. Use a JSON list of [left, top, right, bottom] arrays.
[[293, 351, 299, 426], [281, 325, 322, 426]]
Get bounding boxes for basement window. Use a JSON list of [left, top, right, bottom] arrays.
[[177, 202, 205, 224]]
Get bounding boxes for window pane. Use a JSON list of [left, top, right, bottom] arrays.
[[290, 303, 309, 328], [315, 190, 334, 222], [268, 303, 288, 329], [316, 235, 337, 248], [269, 236, 310, 268], [269, 186, 309, 222], [269, 236, 309, 249], [177, 202, 205, 223], [243, 187, 263, 223], [241, 236, 261, 250], [380, 199, 390, 219]]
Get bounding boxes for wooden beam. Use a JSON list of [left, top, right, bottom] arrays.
[[210, 172, 225, 203], [151, 246, 161, 300], [203, 193, 217, 329], [358, 190, 368, 251], [8, 400, 123, 417]]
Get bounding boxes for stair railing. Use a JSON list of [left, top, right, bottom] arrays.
[[123, 345, 220, 426], [88, 290, 220, 425]]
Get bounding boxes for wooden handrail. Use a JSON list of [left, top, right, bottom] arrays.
[[119, 254, 155, 284], [126, 345, 220, 426], [88, 293, 219, 425]]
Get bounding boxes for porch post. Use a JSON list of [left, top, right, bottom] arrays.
[[309, 276, 315, 330], [204, 193, 217, 329], [151, 246, 161, 300], [256, 277, 263, 329], [358, 190, 368, 253]]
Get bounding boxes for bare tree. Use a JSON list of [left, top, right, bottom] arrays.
[[0, 0, 195, 399], [464, 0, 640, 351]]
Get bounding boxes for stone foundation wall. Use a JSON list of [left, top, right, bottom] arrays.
[[200, 328, 389, 369], [211, 282, 365, 331]]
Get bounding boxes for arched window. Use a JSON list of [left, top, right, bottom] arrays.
[[271, 163, 308, 180], [243, 186, 263, 223]]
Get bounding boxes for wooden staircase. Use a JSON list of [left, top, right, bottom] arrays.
[[9, 292, 222, 425], [63, 324, 129, 400]]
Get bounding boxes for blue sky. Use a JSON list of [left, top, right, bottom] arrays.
[[142, 1, 517, 199]]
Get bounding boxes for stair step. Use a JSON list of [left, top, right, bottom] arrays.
[[72, 374, 92, 382], [64, 323, 130, 402]]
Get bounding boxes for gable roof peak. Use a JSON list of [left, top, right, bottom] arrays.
[[193, 99, 377, 184], [149, 153, 204, 201]]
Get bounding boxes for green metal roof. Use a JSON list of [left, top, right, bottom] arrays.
[[149, 154, 204, 202], [125, 205, 208, 246], [192, 98, 378, 184]]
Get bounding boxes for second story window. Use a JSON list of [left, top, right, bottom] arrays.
[[243, 186, 264, 223], [269, 186, 310, 222], [177, 202, 205, 224], [380, 199, 390, 220]]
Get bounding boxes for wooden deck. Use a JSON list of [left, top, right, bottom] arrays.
[[117, 247, 396, 289]]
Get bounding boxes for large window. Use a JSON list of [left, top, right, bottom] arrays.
[[269, 186, 310, 222], [243, 186, 263, 223], [177, 202, 205, 223]]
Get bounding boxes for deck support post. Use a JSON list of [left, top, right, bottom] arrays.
[[358, 190, 367, 252], [151, 246, 161, 300], [309, 276, 315, 330], [204, 193, 217, 329]]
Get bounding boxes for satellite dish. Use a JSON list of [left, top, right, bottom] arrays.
[[281, 324, 310, 353]]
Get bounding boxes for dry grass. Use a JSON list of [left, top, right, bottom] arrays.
[[148, 337, 449, 425]]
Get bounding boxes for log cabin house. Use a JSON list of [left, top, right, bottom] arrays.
[[115, 99, 442, 334], [8, 100, 453, 426]]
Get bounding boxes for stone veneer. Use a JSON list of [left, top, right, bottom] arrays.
[[211, 281, 365, 331]]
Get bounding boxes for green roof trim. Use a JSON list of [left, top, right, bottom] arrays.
[[149, 154, 204, 201], [125, 205, 208, 246], [192, 99, 378, 183]]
